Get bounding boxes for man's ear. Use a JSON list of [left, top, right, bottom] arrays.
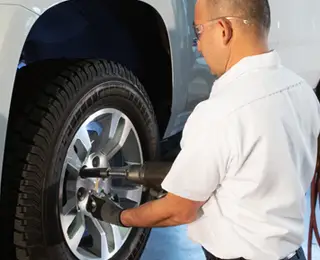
[[219, 19, 233, 45]]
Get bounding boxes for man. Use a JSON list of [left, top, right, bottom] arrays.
[[87, 0, 320, 259]]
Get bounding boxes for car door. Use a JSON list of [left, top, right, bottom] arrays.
[[158, 0, 214, 137], [184, 0, 215, 113]]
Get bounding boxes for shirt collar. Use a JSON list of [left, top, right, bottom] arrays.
[[210, 50, 281, 97]]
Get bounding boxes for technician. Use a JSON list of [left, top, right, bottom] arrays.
[[86, 0, 320, 259]]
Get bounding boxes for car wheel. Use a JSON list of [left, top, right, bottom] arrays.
[[1, 59, 160, 260]]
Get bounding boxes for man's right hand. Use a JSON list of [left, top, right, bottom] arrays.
[[86, 194, 125, 226]]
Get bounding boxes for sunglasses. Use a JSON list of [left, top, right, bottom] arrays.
[[193, 16, 251, 40]]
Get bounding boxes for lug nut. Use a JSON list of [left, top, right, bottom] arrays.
[[77, 187, 87, 201], [91, 200, 97, 212], [92, 156, 100, 167]]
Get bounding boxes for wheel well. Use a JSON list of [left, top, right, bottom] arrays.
[[18, 0, 172, 137], [316, 79, 320, 99]]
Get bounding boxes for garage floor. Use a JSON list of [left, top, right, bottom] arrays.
[[140, 147, 320, 260]]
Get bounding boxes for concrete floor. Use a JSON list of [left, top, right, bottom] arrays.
[[140, 192, 320, 260]]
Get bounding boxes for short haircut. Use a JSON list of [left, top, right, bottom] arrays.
[[207, 0, 271, 32]]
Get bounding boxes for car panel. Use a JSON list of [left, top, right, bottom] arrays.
[[0, 4, 39, 193], [269, 0, 320, 88]]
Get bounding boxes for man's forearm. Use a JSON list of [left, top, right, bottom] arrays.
[[120, 195, 190, 227], [88, 192, 204, 228]]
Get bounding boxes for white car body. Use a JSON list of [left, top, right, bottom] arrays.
[[0, 0, 319, 190]]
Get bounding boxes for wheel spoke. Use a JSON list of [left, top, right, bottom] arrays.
[[60, 196, 77, 232], [68, 214, 86, 250], [109, 110, 123, 141], [100, 112, 133, 160], [119, 197, 140, 209], [66, 146, 82, 171], [125, 190, 141, 206], [87, 216, 109, 258], [110, 224, 124, 250], [111, 182, 142, 207], [61, 213, 77, 233], [65, 180, 77, 196], [62, 196, 77, 216], [74, 125, 92, 154], [115, 117, 133, 153]]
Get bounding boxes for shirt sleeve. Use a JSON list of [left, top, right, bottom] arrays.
[[161, 102, 231, 202]]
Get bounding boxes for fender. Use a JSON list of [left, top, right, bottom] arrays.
[[0, 5, 38, 194]]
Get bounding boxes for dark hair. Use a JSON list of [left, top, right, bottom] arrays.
[[209, 0, 271, 32]]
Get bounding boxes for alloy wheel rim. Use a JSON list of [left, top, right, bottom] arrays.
[[59, 108, 143, 260]]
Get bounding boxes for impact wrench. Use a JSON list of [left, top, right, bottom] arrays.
[[79, 161, 172, 226], [79, 161, 172, 191]]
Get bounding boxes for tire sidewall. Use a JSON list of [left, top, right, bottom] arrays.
[[44, 77, 159, 259]]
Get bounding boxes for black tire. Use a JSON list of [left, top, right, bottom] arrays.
[[0, 59, 160, 260]]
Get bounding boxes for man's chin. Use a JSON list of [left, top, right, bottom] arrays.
[[209, 68, 221, 78]]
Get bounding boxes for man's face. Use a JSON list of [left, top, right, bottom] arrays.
[[194, 0, 232, 77]]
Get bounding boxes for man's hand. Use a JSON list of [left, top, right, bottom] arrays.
[[86, 194, 124, 226]]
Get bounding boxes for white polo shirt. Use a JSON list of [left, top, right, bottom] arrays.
[[161, 51, 320, 260]]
